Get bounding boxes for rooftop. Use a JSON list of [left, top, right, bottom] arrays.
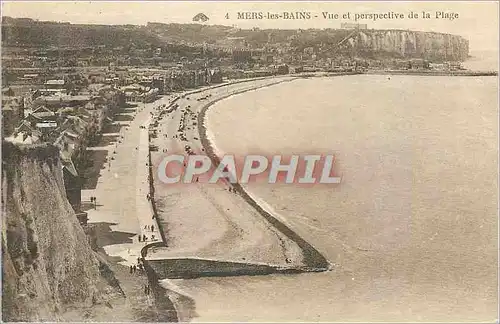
[[45, 79, 65, 85]]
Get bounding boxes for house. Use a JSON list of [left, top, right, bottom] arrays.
[[23, 106, 60, 141], [408, 59, 429, 70], [429, 63, 446, 70], [143, 88, 159, 103], [1, 97, 24, 137], [276, 64, 290, 75], [45, 79, 65, 88], [35, 121, 58, 139], [2, 87, 15, 96], [58, 116, 89, 139], [29, 105, 57, 122], [446, 62, 463, 71], [121, 83, 146, 102], [6, 120, 42, 144], [291, 66, 304, 73], [54, 129, 85, 219], [23, 74, 42, 84], [61, 149, 82, 212], [33, 94, 91, 110], [152, 75, 165, 94], [208, 69, 223, 84]]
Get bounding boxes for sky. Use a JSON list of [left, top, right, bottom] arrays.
[[2, 1, 499, 51]]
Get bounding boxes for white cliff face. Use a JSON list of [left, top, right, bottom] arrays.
[[355, 30, 469, 60], [1, 142, 105, 321]]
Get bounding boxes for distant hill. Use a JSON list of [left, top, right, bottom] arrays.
[[1, 17, 469, 61], [2, 17, 161, 48], [146, 22, 233, 44]]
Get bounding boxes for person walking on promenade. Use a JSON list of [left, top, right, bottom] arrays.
[[143, 234, 147, 242], [129, 265, 133, 274], [144, 285, 148, 295], [151, 225, 154, 232], [133, 265, 137, 274], [90, 196, 97, 209]]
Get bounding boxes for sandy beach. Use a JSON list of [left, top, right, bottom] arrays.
[[79, 74, 496, 323], [81, 79, 291, 265], [148, 77, 308, 266], [179, 74, 498, 322]]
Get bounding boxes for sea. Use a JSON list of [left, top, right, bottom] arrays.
[[175, 56, 499, 322]]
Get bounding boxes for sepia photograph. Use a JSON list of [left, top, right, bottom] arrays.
[[0, 1, 498, 322]]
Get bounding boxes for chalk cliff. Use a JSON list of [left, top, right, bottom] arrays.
[[351, 29, 469, 61], [1, 142, 107, 321]]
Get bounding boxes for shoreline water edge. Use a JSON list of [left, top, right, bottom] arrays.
[[141, 69, 497, 321], [143, 75, 334, 321]]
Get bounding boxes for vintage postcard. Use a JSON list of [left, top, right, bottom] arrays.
[[1, 1, 498, 322]]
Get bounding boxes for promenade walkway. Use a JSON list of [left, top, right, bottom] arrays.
[[82, 99, 166, 266]]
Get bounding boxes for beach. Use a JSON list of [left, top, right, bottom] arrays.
[[80, 73, 497, 322], [148, 77, 316, 268], [162, 74, 497, 322]]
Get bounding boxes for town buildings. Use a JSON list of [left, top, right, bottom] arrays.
[[2, 62, 226, 220]]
